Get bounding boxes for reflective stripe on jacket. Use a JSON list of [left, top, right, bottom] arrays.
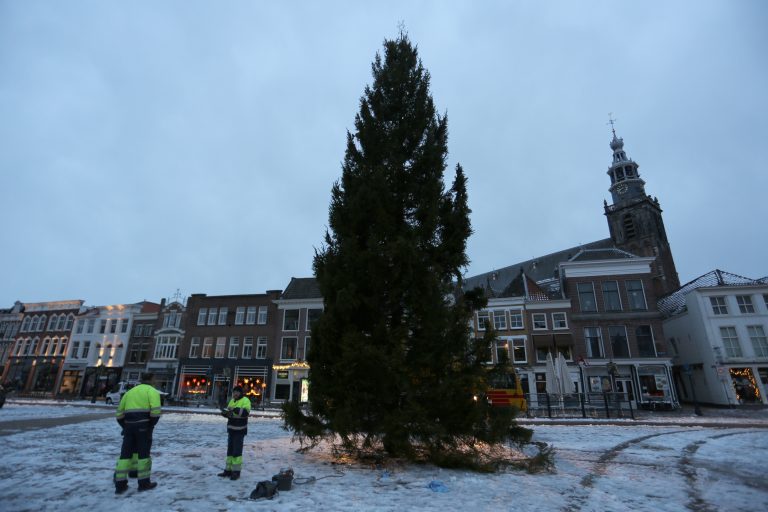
[[116, 383, 162, 426], [226, 396, 251, 431]]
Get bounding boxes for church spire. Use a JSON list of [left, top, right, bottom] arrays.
[[606, 117, 645, 204]]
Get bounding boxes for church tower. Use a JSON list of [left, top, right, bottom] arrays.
[[603, 126, 680, 296]]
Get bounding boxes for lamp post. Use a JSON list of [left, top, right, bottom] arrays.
[[91, 361, 103, 404], [683, 364, 702, 416]]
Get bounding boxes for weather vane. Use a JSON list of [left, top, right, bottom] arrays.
[[607, 113, 617, 137]]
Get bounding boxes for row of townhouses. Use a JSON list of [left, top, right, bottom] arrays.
[[1, 132, 766, 408]]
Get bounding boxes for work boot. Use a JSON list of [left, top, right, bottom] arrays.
[[128, 470, 138, 478], [115, 481, 129, 495], [230, 471, 240, 481], [217, 470, 232, 478], [137, 479, 157, 491]]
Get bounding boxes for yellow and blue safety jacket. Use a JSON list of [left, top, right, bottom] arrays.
[[225, 396, 251, 433], [116, 383, 162, 428]]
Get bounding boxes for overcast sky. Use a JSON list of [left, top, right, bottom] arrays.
[[1, 1, 766, 307]]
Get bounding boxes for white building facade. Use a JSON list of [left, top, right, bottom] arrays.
[[659, 270, 768, 406]]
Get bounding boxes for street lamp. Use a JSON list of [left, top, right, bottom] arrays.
[[683, 364, 702, 416], [91, 361, 103, 404]]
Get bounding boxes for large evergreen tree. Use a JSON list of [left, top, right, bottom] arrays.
[[285, 33, 522, 466]]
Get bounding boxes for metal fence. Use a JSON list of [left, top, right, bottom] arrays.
[[524, 392, 636, 420]]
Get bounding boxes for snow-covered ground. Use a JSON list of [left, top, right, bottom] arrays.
[[0, 401, 766, 511]]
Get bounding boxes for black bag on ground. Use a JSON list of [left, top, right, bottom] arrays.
[[272, 468, 294, 491], [250, 480, 278, 500]]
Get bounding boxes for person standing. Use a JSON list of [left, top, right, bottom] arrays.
[[218, 385, 251, 480], [114, 373, 162, 494]]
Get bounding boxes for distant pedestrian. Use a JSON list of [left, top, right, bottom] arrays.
[[114, 373, 162, 494], [218, 385, 251, 480]]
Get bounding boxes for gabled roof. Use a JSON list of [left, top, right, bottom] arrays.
[[463, 238, 614, 296], [281, 277, 322, 300], [657, 269, 764, 317], [567, 247, 636, 262]]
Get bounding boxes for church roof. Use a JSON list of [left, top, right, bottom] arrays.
[[281, 277, 322, 300], [463, 238, 614, 297]]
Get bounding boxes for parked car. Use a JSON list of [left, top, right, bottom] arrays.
[[105, 381, 168, 405]]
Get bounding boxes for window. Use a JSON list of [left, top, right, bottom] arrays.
[[306, 309, 321, 330], [56, 315, 66, 331], [256, 336, 267, 359], [214, 337, 226, 358], [189, 337, 201, 358], [256, 336, 268, 359], [281, 337, 297, 360], [535, 347, 549, 363], [87, 319, 95, 334], [747, 325, 768, 357], [100, 319, 107, 334], [283, 310, 299, 331], [235, 307, 245, 325], [58, 337, 67, 356], [218, 307, 228, 325], [509, 309, 523, 329], [258, 306, 268, 325], [584, 327, 603, 358], [207, 308, 217, 325], [737, 295, 755, 314], [41, 338, 51, 356], [636, 325, 656, 357], [608, 326, 630, 358], [495, 339, 510, 363], [764, 294, 768, 311], [720, 326, 742, 357], [552, 312, 568, 329], [48, 315, 57, 331], [477, 311, 490, 330], [197, 308, 207, 325], [154, 336, 179, 359], [602, 281, 622, 311], [246, 307, 257, 325], [202, 337, 213, 358], [626, 280, 647, 310], [76, 320, 84, 334], [493, 310, 507, 331], [81, 341, 90, 359], [512, 338, 527, 363], [120, 319, 128, 333], [228, 337, 239, 358], [577, 282, 597, 312], [65, 315, 74, 331], [21, 317, 31, 332], [303, 336, 311, 360], [109, 319, 117, 334], [242, 336, 253, 358], [33, 316, 43, 331], [710, 296, 728, 315], [532, 313, 547, 330]]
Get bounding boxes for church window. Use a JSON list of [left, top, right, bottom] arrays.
[[623, 215, 636, 239]]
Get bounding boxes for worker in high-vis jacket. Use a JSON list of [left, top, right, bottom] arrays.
[[218, 385, 251, 480], [114, 373, 162, 494]]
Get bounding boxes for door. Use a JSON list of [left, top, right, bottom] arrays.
[[615, 379, 634, 402]]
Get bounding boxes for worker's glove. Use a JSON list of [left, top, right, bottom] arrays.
[[220, 408, 230, 418]]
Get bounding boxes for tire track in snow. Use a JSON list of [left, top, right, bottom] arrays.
[[560, 429, 693, 511]]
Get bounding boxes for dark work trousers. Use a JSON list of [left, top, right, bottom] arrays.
[[116, 424, 153, 483], [226, 430, 246, 472]]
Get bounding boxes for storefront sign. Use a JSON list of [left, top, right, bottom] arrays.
[[277, 370, 289, 380]]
